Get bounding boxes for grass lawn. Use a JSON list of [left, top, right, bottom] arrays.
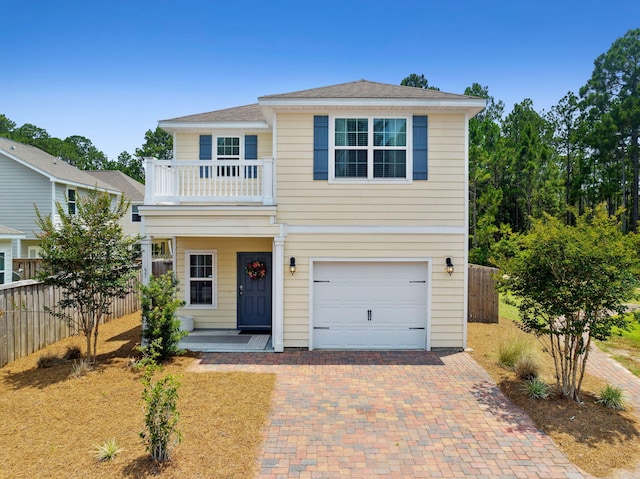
[[0, 312, 275, 479], [597, 315, 640, 377], [466, 294, 640, 477]]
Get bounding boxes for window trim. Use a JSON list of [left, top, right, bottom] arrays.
[[0, 251, 5, 284], [67, 188, 77, 215], [131, 204, 141, 222], [328, 114, 413, 184], [185, 250, 217, 309]]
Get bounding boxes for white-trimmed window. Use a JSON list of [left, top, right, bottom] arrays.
[[131, 204, 141, 222], [185, 250, 217, 308], [67, 188, 77, 215], [331, 117, 409, 181], [216, 136, 240, 177]]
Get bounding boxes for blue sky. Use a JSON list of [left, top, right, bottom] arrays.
[[1, 0, 638, 160]]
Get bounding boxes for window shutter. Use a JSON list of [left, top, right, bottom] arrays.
[[245, 135, 258, 160], [199, 135, 212, 160], [199, 135, 212, 178], [413, 116, 428, 180], [313, 116, 329, 180]]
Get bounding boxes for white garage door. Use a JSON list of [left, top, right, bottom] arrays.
[[312, 262, 428, 350]]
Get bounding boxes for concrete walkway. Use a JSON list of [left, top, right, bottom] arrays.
[[193, 351, 599, 478]]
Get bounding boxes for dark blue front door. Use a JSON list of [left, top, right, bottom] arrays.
[[237, 252, 272, 330]]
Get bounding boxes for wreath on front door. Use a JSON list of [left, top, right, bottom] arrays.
[[245, 260, 267, 280]]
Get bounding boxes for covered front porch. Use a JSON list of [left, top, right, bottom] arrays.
[[140, 197, 285, 352]]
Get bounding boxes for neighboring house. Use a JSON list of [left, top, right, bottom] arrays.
[[140, 80, 485, 352], [0, 138, 120, 260], [85, 170, 145, 238], [0, 225, 25, 284]]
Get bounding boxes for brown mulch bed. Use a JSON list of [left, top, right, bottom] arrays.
[[0, 312, 275, 479], [468, 319, 640, 478]]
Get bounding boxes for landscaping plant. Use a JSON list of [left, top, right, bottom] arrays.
[[522, 378, 550, 399], [140, 367, 182, 463], [494, 205, 640, 401], [597, 384, 625, 410], [36, 190, 140, 363], [93, 438, 124, 462], [140, 273, 187, 362]]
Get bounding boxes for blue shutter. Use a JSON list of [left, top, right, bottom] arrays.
[[245, 135, 258, 178], [413, 116, 428, 180], [199, 135, 212, 178], [245, 135, 257, 159], [313, 116, 329, 180]]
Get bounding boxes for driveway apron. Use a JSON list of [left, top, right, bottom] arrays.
[[195, 351, 592, 479]]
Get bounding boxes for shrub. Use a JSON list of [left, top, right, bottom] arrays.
[[94, 438, 124, 461], [597, 384, 625, 410], [522, 378, 550, 399], [514, 354, 540, 381], [70, 359, 92, 378], [37, 353, 65, 369], [63, 346, 82, 361], [498, 334, 532, 368], [140, 369, 181, 463], [140, 273, 187, 362]]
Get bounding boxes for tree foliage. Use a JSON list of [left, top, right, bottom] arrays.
[[494, 205, 640, 401], [401, 73, 440, 91], [35, 190, 140, 363], [140, 273, 187, 362], [135, 127, 174, 161]]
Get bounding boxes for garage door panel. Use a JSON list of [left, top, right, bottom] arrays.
[[313, 261, 429, 350]]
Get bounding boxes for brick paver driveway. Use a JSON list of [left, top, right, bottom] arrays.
[[195, 351, 591, 479]]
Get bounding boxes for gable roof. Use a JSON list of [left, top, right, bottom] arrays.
[[158, 79, 486, 130], [162, 103, 265, 123], [0, 224, 25, 239], [0, 137, 118, 192], [259, 79, 474, 100], [85, 170, 145, 202]]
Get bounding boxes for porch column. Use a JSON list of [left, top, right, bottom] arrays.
[[141, 236, 152, 285], [272, 236, 285, 352]]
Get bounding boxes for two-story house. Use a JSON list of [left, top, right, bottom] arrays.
[[0, 225, 25, 285], [0, 138, 143, 267], [140, 80, 485, 352]]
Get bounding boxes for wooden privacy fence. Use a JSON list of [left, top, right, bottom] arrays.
[[468, 264, 499, 323], [0, 277, 140, 368], [12, 259, 43, 280]]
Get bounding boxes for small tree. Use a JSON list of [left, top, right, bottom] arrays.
[[494, 205, 640, 401], [140, 368, 181, 463], [140, 273, 187, 362], [36, 190, 140, 363]]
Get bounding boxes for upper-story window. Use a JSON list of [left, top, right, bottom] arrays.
[[131, 204, 141, 222], [67, 188, 77, 215], [216, 137, 240, 160], [331, 117, 408, 181]]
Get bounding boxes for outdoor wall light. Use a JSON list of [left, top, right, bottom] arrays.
[[289, 257, 296, 275], [446, 257, 454, 276]]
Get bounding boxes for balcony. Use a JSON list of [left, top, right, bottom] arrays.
[[144, 158, 274, 205]]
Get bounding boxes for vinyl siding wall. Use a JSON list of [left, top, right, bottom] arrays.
[[274, 112, 466, 226], [175, 236, 272, 329], [282, 233, 465, 349], [0, 154, 51, 254], [174, 132, 273, 160]]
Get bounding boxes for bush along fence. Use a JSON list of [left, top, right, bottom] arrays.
[[0, 276, 140, 368]]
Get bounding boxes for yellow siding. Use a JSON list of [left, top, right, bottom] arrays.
[[275, 112, 467, 227], [174, 132, 273, 160], [176, 236, 272, 329], [282, 233, 466, 348]]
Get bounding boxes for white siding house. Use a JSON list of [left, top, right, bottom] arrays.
[[0, 138, 124, 262], [141, 80, 485, 351]]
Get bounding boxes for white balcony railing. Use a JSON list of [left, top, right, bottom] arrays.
[[144, 158, 274, 205]]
